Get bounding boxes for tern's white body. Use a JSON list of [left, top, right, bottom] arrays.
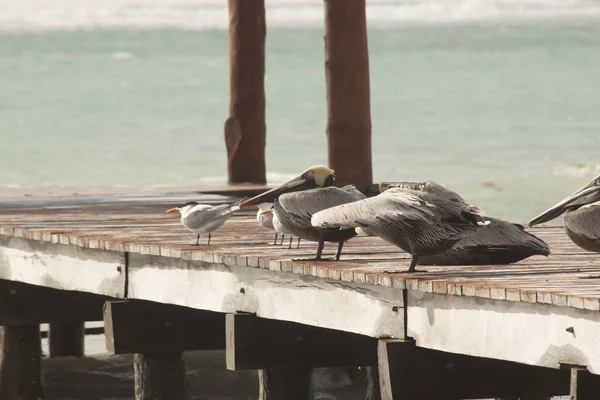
[[179, 203, 237, 234], [256, 203, 275, 231]]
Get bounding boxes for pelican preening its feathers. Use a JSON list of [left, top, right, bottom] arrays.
[[528, 174, 600, 253], [311, 180, 489, 272], [239, 165, 366, 260]]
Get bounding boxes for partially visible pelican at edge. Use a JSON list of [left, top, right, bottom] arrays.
[[239, 165, 366, 260], [311, 180, 488, 272], [528, 174, 600, 253]]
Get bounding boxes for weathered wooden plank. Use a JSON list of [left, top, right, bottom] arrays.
[[104, 300, 225, 354], [226, 313, 377, 370], [0, 236, 125, 297]]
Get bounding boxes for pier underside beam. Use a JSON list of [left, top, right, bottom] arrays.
[[227, 314, 375, 400], [324, 0, 372, 187], [0, 325, 43, 400], [377, 339, 584, 399], [225, 313, 377, 370], [104, 300, 225, 354], [224, 0, 267, 184], [0, 279, 108, 325]]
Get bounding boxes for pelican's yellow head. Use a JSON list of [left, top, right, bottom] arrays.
[[300, 165, 336, 187], [238, 165, 336, 208]]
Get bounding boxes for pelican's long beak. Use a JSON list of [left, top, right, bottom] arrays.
[[166, 208, 180, 214], [259, 209, 274, 216], [528, 184, 600, 227], [239, 175, 313, 208]]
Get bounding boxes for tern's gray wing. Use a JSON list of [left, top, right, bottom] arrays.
[[183, 203, 238, 230], [529, 176, 600, 226]]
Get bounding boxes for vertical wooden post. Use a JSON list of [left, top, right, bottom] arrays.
[[134, 353, 186, 400], [258, 369, 314, 400], [324, 0, 372, 187], [365, 366, 382, 400], [225, 0, 267, 184], [49, 321, 85, 358], [0, 325, 43, 399], [569, 366, 596, 400]]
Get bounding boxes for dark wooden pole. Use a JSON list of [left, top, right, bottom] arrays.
[[224, 0, 267, 184], [134, 353, 186, 400], [324, 0, 372, 187], [0, 325, 43, 400], [258, 369, 314, 400], [49, 321, 85, 358]]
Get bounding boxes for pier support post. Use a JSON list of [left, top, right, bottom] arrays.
[[569, 366, 598, 400], [258, 369, 314, 400], [0, 325, 43, 400], [225, 0, 267, 184], [324, 0, 372, 187], [49, 321, 85, 358], [134, 353, 185, 400]]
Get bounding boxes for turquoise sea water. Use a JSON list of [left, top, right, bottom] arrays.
[[2, 0, 600, 222]]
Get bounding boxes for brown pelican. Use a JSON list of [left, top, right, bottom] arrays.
[[239, 166, 366, 260], [311, 180, 487, 272], [378, 182, 551, 265], [167, 200, 240, 245], [528, 174, 600, 252]]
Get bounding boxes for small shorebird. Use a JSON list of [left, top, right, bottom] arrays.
[[311, 180, 487, 272], [239, 165, 366, 260], [258, 206, 301, 249], [528, 174, 600, 253], [166, 200, 241, 246], [256, 203, 280, 245]]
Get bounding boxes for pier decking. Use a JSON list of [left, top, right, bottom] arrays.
[[1, 190, 600, 399]]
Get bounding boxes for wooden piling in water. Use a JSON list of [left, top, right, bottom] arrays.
[[0, 325, 43, 400], [49, 321, 85, 358], [324, 0, 372, 187], [224, 0, 267, 185], [258, 369, 314, 400], [134, 353, 186, 400]]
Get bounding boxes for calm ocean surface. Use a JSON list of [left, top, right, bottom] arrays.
[[1, 1, 597, 398]]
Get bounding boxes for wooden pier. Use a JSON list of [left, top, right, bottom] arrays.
[[1, 190, 600, 399]]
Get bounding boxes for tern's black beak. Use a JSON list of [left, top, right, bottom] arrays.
[[239, 175, 315, 208]]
